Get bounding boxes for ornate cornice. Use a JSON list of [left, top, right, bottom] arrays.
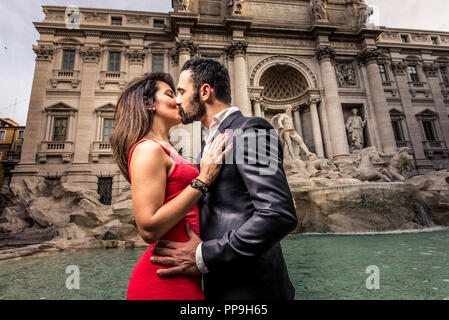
[[84, 31, 102, 37], [226, 40, 247, 57], [33, 45, 54, 61], [357, 48, 381, 65], [423, 63, 439, 77], [315, 46, 335, 61], [80, 47, 102, 62]]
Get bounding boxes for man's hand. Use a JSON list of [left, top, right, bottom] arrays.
[[150, 223, 201, 277]]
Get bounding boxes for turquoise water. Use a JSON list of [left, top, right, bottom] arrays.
[[1, 228, 448, 300]]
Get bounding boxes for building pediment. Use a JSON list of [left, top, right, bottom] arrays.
[[45, 102, 78, 112], [95, 103, 116, 113]]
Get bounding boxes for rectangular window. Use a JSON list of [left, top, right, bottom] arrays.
[[422, 120, 437, 141], [111, 16, 122, 26], [0, 152, 3, 160], [0, 131, 5, 140], [152, 54, 164, 72], [18, 130, 24, 139], [408, 65, 420, 82], [52, 118, 68, 142], [440, 66, 449, 85], [379, 64, 389, 83], [61, 50, 76, 70], [154, 19, 164, 28], [108, 51, 121, 72], [401, 35, 409, 43], [102, 118, 115, 142], [431, 37, 439, 45], [16, 145, 22, 153], [97, 177, 113, 205], [391, 120, 404, 142]]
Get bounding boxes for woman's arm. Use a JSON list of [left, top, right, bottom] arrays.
[[130, 135, 231, 244]]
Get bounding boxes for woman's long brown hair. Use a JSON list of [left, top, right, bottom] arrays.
[[111, 73, 176, 183]]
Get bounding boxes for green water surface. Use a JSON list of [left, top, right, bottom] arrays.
[[0, 228, 448, 300]]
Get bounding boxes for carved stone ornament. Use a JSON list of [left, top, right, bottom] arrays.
[[177, 0, 191, 12], [315, 46, 335, 61], [411, 33, 429, 42], [226, 41, 248, 57], [423, 63, 439, 77], [126, 15, 150, 24], [80, 47, 102, 62], [169, 48, 179, 65], [357, 48, 380, 65], [84, 13, 107, 22], [33, 45, 54, 61], [335, 63, 357, 87], [310, 0, 328, 22], [46, 12, 65, 21], [391, 62, 408, 75], [228, 0, 244, 15], [176, 39, 197, 56], [126, 50, 146, 64], [381, 31, 400, 41]]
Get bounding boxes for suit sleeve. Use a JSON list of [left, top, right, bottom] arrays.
[[201, 117, 298, 271]]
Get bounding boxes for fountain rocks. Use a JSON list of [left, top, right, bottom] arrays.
[[0, 176, 146, 261]]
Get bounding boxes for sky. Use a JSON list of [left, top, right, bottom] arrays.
[[1, 0, 449, 126]]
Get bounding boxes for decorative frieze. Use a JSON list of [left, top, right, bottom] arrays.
[[380, 31, 400, 41], [84, 13, 107, 23], [46, 12, 65, 21], [126, 15, 150, 25], [335, 62, 357, 87], [33, 45, 54, 61], [315, 46, 335, 61], [411, 33, 429, 42]]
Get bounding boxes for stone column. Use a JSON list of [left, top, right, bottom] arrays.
[[292, 106, 304, 138], [252, 97, 262, 117], [228, 41, 252, 116], [226, 55, 235, 106], [316, 46, 349, 158], [73, 47, 101, 164], [358, 49, 397, 153], [317, 100, 333, 158], [17, 45, 54, 166], [423, 63, 449, 142], [309, 98, 325, 158]]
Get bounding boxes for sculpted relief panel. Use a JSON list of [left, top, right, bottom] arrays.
[[245, 1, 310, 24]]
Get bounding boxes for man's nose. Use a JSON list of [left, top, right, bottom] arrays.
[[175, 94, 182, 105]]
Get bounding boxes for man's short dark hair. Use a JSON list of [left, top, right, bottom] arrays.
[[181, 58, 232, 105]]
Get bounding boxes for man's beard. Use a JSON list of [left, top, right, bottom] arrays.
[[180, 93, 205, 124]]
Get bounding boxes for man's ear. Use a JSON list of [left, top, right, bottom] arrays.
[[199, 84, 212, 103]]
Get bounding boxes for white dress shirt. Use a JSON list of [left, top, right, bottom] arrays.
[[195, 106, 239, 274]]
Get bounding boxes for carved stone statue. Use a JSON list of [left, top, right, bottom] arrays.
[[355, 0, 373, 28], [306, 153, 342, 179], [380, 147, 415, 181], [352, 147, 392, 182], [177, 0, 190, 11], [272, 106, 313, 161], [228, 0, 243, 15], [310, 0, 327, 22], [346, 108, 367, 153]]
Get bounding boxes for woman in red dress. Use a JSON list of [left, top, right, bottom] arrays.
[[110, 73, 231, 300]]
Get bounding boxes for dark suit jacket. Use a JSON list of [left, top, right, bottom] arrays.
[[198, 110, 298, 300]]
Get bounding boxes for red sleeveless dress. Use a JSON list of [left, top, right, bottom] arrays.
[[126, 139, 205, 300]]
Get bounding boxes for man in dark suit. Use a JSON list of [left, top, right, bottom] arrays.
[[150, 58, 298, 300]]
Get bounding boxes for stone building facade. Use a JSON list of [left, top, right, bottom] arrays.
[[0, 118, 25, 186], [12, 0, 449, 203]]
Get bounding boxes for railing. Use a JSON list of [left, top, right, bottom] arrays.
[[7, 151, 21, 161], [409, 81, 426, 88], [422, 140, 447, 150], [91, 141, 113, 162], [52, 70, 80, 78], [39, 141, 74, 153], [101, 71, 124, 79], [395, 140, 412, 148]]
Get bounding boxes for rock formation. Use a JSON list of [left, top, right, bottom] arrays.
[[0, 176, 146, 261]]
